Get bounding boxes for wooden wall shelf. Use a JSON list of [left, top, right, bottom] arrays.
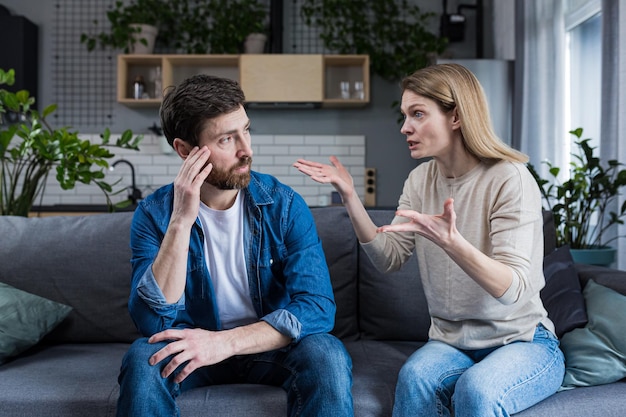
[[117, 54, 369, 109]]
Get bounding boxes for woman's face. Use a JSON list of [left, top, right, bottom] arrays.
[[399, 91, 458, 161]]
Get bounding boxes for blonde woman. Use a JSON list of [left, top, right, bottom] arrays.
[[294, 63, 564, 417]]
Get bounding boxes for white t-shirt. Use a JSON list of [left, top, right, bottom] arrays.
[[198, 191, 257, 329]]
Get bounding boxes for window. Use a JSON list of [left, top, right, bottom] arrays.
[[564, 0, 602, 149]]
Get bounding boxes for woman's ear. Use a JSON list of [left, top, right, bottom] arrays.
[[173, 138, 191, 159], [451, 108, 461, 130]]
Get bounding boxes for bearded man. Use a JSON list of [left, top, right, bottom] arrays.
[[116, 74, 353, 417]]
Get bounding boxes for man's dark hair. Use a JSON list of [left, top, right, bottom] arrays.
[[160, 74, 246, 147]]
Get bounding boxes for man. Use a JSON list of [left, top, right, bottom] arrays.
[[116, 74, 353, 417]]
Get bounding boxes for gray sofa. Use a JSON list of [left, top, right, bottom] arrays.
[[1, 206, 625, 416]]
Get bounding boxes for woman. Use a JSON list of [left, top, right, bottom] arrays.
[[294, 63, 564, 417]]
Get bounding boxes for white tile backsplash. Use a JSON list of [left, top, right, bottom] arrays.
[[38, 133, 365, 207]]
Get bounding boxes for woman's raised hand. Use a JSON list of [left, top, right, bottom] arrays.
[[294, 156, 355, 200]]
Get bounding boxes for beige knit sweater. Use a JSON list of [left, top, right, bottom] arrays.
[[362, 159, 554, 349]]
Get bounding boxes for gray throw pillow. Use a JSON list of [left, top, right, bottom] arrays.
[[0, 282, 72, 364]]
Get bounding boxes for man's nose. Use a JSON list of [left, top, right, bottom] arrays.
[[237, 139, 253, 157]]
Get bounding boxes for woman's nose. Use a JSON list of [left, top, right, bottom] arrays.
[[400, 119, 411, 135]]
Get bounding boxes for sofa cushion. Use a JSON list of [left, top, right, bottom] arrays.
[[513, 382, 626, 417], [0, 282, 72, 364], [575, 263, 626, 296], [542, 210, 557, 256], [541, 245, 588, 337], [358, 210, 430, 341], [345, 339, 423, 416], [0, 343, 128, 415], [0, 213, 141, 344], [560, 279, 626, 389], [311, 207, 359, 340]]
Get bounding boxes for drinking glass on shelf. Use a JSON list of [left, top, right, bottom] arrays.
[[353, 81, 364, 100], [149, 66, 163, 98], [340, 81, 350, 99]]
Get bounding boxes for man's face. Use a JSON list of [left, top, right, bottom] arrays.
[[197, 105, 254, 190]]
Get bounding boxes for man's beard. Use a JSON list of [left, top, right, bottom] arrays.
[[205, 156, 252, 190]]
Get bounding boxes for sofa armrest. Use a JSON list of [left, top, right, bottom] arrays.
[[575, 263, 626, 296]]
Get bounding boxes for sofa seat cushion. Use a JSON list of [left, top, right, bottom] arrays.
[[0, 344, 288, 417], [512, 381, 626, 417], [180, 340, 426, 417], [0, 343, 128, 417], [178, 384, 286, 415], [345, 339, 423, 416], [0, 340, 424, 417]]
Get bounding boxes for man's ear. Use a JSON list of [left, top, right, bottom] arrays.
[[173, 138, 191, 159]]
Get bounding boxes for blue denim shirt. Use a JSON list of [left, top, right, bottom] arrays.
[[128, 171, 336, 342]]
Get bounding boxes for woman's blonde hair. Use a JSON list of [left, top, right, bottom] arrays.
[[401, 63, 528, 163]]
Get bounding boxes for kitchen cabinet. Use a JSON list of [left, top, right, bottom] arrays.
[[240, 54, 324, 103], [117, 54, 369, 108]]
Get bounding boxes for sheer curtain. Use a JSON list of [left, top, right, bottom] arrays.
[[600, 0, 626, 270], [513, 0, 566, 172]]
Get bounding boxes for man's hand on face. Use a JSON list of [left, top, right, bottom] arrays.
[[148, 328, 233, 383], [171, 146, 213, 228]]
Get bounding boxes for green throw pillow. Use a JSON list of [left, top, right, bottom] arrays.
[[0, 282, 72, 365], [560, 279, 626, 389]]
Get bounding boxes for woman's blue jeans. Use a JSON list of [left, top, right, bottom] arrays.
[[393, 325, 565, 417], [116, 333, 353, 417]]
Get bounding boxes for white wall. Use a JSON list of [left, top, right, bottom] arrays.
[[37, 133, 365, 208]]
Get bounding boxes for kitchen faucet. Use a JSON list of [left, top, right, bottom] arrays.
[[111, 159, 142, 204]]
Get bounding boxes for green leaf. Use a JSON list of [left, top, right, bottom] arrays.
[[527, 127, 626, 248], [42, 103, 57, 118], [0, 69, 15, 85]]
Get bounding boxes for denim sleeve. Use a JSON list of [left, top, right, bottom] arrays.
[[136, 266, 186, 309], [128, 204, 184, 336], [261, 309, 302, 341]]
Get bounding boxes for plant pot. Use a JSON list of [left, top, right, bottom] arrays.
[[129, 24, 158, 54], [244, 33, 267, 54], [570, 247, 617, 267]]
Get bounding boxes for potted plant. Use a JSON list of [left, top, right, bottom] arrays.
[[0, 68, 143, 216], [301, 0, 448, 83], [207, 0, 268, 54], [81, 0, 232, 54], [527, 128, 626, 266], [166, 0, 212, 54], [80, 0, 173, 53]]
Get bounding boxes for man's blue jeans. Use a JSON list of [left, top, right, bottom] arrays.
[[116, 333, 353, 417], [393, 325, 565, 417]]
